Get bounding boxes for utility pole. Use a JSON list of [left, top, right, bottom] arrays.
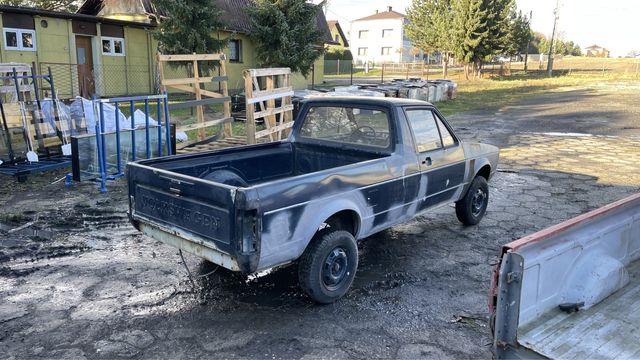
[[524, 11, 532, 73], [547, 0, 560, 76]]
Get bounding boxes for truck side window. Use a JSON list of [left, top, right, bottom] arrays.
[[434, 112, 456, 147], [405, 109, 442, 152], [300, 106, 390, 148]]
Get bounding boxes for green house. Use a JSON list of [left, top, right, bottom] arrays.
[[0, 0, 332, 99], [0, 4, 157, 98], [78, 0, 335, 93]]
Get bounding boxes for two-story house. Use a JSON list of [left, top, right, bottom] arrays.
[[349, 6, 412, 65]]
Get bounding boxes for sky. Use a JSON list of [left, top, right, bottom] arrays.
[[319, 0, 638, 57]]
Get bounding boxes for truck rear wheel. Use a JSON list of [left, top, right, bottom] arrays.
[[456, 176, 489, 225], [202, 169, 248, 187], [298, 230, 358, 304]]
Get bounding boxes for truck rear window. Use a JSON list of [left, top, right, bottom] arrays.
[[299, 106, 390, 148]]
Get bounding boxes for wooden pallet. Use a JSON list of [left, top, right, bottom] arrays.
[[243, 68, 294, 144], [177, 136, 266, 154], [157, 53, 232, 141]]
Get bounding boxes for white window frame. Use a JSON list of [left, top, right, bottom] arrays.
[[358, 47, 368, 56], [381, 47, 391, 55], [358, 30, 369, 39], [229, 39, 242, 62], [3, 28, 36, 51], [382, 29, 393, 38], [101, 36, 125, 56]]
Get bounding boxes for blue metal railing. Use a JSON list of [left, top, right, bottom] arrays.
[[66, 93, 172, 192]]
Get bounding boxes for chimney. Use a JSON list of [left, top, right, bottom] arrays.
[[375, 10, 379, 14], [387, 6, 392, 11]]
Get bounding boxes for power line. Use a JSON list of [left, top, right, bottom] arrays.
[[327, 9, 354, 25]]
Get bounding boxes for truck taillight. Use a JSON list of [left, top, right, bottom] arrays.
[[241, 209, 258, 254]]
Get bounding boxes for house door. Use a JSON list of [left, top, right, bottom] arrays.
[[75, 36, 95, 97]]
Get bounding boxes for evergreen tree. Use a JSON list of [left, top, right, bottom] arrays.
[[451, 0, 488, 78], [1, 0, 78, 12], [406, 0, 454, 76], [248, 0, 325, 77], [153, 0, 227, 58], [504, 10, 531, 57]]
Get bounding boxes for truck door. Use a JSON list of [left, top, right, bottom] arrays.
[[404, 107, 466, 210]]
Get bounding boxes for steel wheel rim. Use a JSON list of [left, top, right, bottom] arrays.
[[471, 188, 486, 217], [322, 247, 349, 291]]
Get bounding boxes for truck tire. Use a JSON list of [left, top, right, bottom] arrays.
[[456, 176, 489, 225], [298, 230, 358, 304], [202, 169, 248, 187]]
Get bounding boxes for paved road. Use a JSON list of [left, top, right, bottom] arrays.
[[1, 81, 639, 359]]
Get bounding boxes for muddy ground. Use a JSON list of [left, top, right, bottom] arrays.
[[1, 80, 639, 359]]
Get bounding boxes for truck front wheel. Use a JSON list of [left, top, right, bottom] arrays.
[[298, 230, 358, 304], [455, 176, 489, 225]]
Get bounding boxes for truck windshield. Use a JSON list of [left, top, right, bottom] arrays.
[[299, 106, 390, 148]]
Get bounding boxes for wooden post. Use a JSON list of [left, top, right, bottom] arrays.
[[219, 55, 232, 137], [282, 72, 292, 138], [244, 71, 256, 144], [191, 54, 206, 140], [265, 75, 277, 141], [157, 53, 166, 93]]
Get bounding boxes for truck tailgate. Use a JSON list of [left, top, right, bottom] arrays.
[[128, 162, 238, 255]]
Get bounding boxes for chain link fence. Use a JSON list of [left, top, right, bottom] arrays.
[[40, 62, 155, 100]]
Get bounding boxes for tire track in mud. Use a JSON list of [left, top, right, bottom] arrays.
[[0, 204, 134, 278]]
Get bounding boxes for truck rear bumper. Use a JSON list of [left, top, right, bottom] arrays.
[[139, 222, 241, 272]]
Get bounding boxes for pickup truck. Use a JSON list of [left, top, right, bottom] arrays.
[[127, 97, 499, 303], [491, 193, 640, 359]]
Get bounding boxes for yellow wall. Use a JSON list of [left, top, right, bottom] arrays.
[[329, 26, 347, 47], [35, 16, 72, 64], [0, 15, 37, 64], [0, 12, 156, 98], [216, 31, 325, 93], [0, 12, 326, 98], [99, 27, 154, 96]]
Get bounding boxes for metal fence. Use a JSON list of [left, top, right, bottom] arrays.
[[324, 59, 362, 76], [324, 57, 640, 84], [40, 62, 155, 100]]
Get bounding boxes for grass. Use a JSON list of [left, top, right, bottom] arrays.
[[435, 73, 605, 116]]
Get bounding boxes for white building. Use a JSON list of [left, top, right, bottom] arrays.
[[349, 6, 413, 64]]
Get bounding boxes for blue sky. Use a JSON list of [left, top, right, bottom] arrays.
[[319, 0, 638, 56]]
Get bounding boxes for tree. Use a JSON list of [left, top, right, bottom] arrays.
[[153, 0, 227, 58], [406, 0, 454, 76], [410, 47, 422, 61], [1, 0, 78, 12], [451, 0, 489, 79], [248, 0, 325, 77], [504, 10, 531, 57], [570, 44, 582, 56]]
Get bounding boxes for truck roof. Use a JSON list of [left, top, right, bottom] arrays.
[[302, 96, 434, 107]]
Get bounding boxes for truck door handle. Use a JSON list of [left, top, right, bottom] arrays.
[[422, 157, 432, 166]]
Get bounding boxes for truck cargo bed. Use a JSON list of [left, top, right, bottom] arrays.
[[492, 193, 640, 359], [519, 260, 640, 359]]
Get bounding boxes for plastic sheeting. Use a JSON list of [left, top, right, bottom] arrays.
[[69, 97, 128, 134], [69, 97, 187, 142]]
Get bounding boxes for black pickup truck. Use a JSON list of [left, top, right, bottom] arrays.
[[128, 97, 499, 303]]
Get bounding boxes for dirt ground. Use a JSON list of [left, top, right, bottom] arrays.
[[1, 80, 639, 359]]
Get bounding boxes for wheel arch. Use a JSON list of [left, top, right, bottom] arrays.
[[321, 209, 361, 238], [472, 157, 493, 180]]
